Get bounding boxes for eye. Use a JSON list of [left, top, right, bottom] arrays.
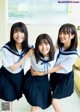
[[20, 30, 24, 33], [39, 42, 42, 46], [14, 30, 17, 33], [44, 40, 49, 45], [64, 32, 68, 34]]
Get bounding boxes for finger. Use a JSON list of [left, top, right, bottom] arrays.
[[30, 66, 32, 69]]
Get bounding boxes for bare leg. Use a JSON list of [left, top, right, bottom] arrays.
[[52, 98, 62, 112], [30, 106, 40, 112], [10, 102, 13, 112]]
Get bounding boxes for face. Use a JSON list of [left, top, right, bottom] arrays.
[[38, 40, 50, 57], [59, 32, 73, 45], [13, 30, 25, 44]]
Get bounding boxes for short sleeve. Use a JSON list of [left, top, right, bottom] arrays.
[[28, 44, 34, 49], [60, 55, 78, 73], [2, 48, 14, 67]]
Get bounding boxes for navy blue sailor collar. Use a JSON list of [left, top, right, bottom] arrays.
[[39, 56, 51, 67], [59, 48, 78, 55], [3, 43, 25, 57]]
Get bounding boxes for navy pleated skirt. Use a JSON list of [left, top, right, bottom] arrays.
[[0, 66, 24, 101], [50, 71, 74, 99], [23, 70, 51, 109]]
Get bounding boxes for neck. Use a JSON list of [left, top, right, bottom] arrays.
[[16, 43, 22, 50], [63, 42, 71, 50], [43, 54, 49, 57]]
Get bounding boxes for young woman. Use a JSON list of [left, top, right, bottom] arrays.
[[0, 22, 33, 101], [31, 23, 78, 112], [23, 33, 58, 112]]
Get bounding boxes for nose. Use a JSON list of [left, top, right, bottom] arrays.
[[42, 43, 46, 49], [17, 31, 21, 36]]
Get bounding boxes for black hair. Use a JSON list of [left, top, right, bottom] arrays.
[[10, 22, 29, 53], [34, 33, 54, 63], [57, 23, 78, 50]]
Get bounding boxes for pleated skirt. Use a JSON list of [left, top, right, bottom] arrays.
[[0, 66, 24, 101], [50, 71, 74, 99], [23, 70, 51, 109]]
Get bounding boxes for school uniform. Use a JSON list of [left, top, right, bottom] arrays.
[[50, 48, 78, 99], [0, 42, 32, 101], [23, 51, 58, 109]]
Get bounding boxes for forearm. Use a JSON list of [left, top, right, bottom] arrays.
[[38, 65, 62, 75], [48, 65, 62, 74], [9, 49, 34, 71], [9, 55, 26, 71]]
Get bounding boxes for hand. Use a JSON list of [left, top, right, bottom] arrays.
[[30, 66, 44, 76], [24, 49, 34, 59], [54, 46, 58, 52]]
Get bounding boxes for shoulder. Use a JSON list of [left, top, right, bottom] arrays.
[[3, 41, 11, 47], [28, 44, 34, 49], [2, 47, 12, 56], [2, 42, 13, 56], [2, 41, 11, 51]]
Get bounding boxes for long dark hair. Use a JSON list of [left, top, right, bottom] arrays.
[[34, 33, 54, 63], [10, 22, 29, 53], [57, 23, 78, 50]]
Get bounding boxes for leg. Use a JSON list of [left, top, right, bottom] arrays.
[[10, 102, 13, 112], [30, 106, 40, 112], [52, 98, 62, 112]]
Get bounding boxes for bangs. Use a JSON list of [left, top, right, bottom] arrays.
[[59, 26, 72, 34], [14, 27, 24, 32], [39, 39, 48, 44]]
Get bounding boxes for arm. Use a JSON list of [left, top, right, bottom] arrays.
[[2, 48, 34, 71], [31, 55, 78, 76], [31, 65, 63, 76], [48, 65, 62, 74], [9, 49, 34, 71], [9, 54, 28, 71]]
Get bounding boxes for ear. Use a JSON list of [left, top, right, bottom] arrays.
[[71, 34, 75, 39]]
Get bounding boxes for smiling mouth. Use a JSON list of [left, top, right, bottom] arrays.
[[16, 37, 23, 40], [60, 39, 65, 41], [42, 50, 48, 53]]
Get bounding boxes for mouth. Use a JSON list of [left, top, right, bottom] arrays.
[[16, 37, 23, 40], [42, 50, 48, 54], [60, 39, 65, 41], [42, 49, 48, 52]]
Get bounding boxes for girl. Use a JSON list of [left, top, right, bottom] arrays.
[[31, 23, 78, 112], [0, 22, 33, 101], [23, 34, 58, 112]]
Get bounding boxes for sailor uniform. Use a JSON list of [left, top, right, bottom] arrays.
[[23, 51, 58, 109], [0, 42, 32, 101], [50, 48, 78, 99]]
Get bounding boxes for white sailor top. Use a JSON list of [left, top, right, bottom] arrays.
[[55, 48, 78, 74], [2, 42, 33, 74], [31, 51, 58, 72]]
